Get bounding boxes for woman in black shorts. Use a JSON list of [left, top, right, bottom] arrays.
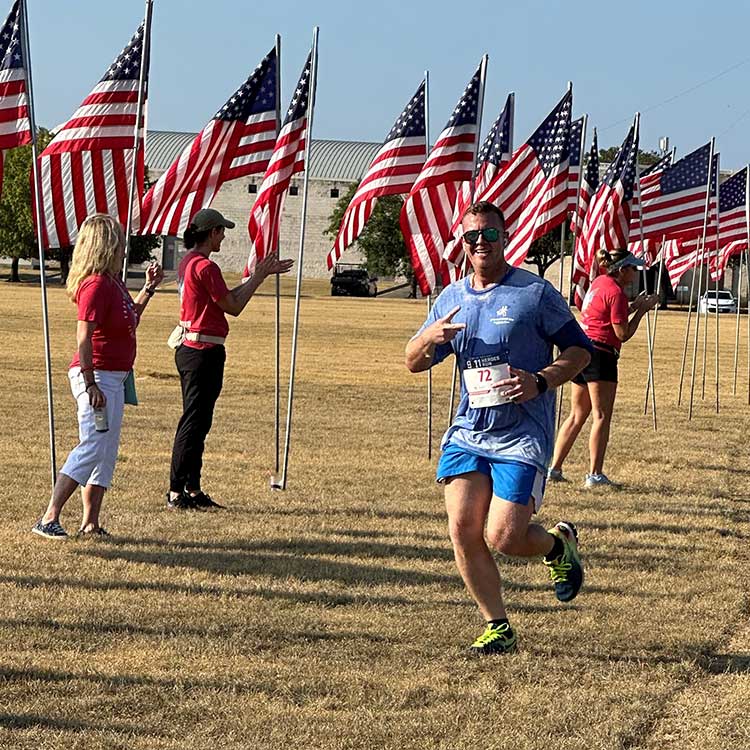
[[549, 248, 657, 488]]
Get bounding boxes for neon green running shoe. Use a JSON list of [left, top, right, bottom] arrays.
[[543, 521, 583, 602], [468, 622, 518, 655]]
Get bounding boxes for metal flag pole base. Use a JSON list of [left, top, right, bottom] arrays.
[[269, 474, 283, 491]]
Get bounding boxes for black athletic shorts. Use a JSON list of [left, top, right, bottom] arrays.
[[573, 342, 619, 384]]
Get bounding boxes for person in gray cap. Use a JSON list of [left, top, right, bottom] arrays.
[[166, 208, 293, 510], [548, 248, 658, 489]]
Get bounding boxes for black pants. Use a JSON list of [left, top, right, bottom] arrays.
[[169, 344, 225, 493]]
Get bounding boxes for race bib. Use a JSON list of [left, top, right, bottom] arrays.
[[463, 355, 511, 409]]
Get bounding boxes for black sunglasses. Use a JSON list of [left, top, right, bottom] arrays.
[[463, 227, 500, 245]]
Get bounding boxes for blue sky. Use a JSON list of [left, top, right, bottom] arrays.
[[26, 0, 750, 170]]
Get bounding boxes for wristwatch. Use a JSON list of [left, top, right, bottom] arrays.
[[533, 372, 549, 394]]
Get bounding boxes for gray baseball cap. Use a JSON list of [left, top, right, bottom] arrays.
[[609, 251, 645, 273], [191, 208, 235, 232]]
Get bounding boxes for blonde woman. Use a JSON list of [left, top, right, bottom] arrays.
[[549, 248, 657, 489], [32, 214, 164, 539]]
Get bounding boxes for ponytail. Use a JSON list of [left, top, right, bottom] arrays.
[[183, 224, 210, 250], [597, 248, 630, 274]]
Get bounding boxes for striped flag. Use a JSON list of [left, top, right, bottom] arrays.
[[243, 50, 312, 276], [400, 63, 483, 295], [475, 89, 572, 267], [712, 166, 749, 278], [443, 92, 514, 265], [628, 153, 673, 267], [570, 126, 598, 235], [571, 119, 639, 308], [0, 0, 31, 196], [566, 116, 585, 215], [0, 0, 31, 150], [326, 80, 426, 270], [636, 142, 712, 241], [140, 48, 277, 238], [665, 238, 718, 291], [36, 21, 149, 249]]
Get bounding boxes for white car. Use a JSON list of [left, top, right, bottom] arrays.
[[698, 290, 737, 314]]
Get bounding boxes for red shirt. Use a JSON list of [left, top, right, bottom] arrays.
[[580, 274, 629, 351], [70, 274, 138, 371], [178, 251, 230, 350]]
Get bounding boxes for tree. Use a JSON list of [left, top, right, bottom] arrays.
[[524, 224, 573, 278], [0, 127, 53, 282], [325, 183, 418, 295], [0, 132, 159, 282], [598, 146, 661, 167]]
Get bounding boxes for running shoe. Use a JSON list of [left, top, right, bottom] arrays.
[[31, 519, 68, 540], [547, 468, 566, 482], [544, 521, 583, 602], [468, 622, 518, 655], [584, 472, 616, 489]]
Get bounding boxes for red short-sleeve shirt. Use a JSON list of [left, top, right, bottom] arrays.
[[178, 251, 230, 350], [70, 274, 138, 371], [580, 274, 629, 351]]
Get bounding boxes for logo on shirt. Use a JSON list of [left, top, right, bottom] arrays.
[[491, 304, 514, 325]]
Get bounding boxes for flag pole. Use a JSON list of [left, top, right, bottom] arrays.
[[700, 155, 719, 402], [21, 0, 56, 488], [122, 0, 153, 282], [275, 27, 319, 490], [556, 101, 583, 435], [677, 231, 700, 406], [633, 113, 657, 429], [447, 55, 488, 427], [273, 33, 282, 478], [643, 145, 674, 415], [733, 249, 743, 395], [713, 158, 721, 413], [423, 68, 433, 459], [688, 137, 716, 420]]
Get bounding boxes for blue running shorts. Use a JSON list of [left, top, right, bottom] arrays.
[[436, 442, 546, 512]]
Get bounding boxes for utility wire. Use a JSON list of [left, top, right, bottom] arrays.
[[600, 56, 750, 132]]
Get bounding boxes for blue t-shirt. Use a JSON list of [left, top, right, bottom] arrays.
[[416, 268, 589, 471]]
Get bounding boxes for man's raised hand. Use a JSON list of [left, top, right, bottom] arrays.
[[426, 305, 466, 345]]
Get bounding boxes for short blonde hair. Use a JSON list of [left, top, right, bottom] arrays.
[[66, 214, 125, 300]]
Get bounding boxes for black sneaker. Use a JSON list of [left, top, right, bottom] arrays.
[[75, 526, 110, 538], [543, 521, 584, 602], [166, 491, 204, 511], [188, 491, 225, 509], [468, 622, 518, 655], [31, 519, 68, 540]]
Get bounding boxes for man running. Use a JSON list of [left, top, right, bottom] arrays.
[[405, 201, 592, 655]]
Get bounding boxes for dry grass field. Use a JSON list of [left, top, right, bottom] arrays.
[[1, 276, 749, 749]]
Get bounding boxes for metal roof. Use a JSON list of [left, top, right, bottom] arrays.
[[145, 131, 382, 183]]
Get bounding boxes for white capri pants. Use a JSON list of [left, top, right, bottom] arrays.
[[60, 367, 127, 489]]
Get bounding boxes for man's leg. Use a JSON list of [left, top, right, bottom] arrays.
[[444, 471, 503, 621], [485, 497, 555, 559]]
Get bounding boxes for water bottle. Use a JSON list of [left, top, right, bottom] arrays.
[[94, 407, 109, 432]]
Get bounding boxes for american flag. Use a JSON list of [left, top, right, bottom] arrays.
[[571, 119, 639, 308], [636, 142, 712, 241], [566, 116, 585, 215], [628, 152, 673, 267], [140, 48, 277, 238], [244, 50, 312, 275], [443, 92, 514, 265], [665, 238, 718, 291], [36, 21, 149, 249], [326, 80, 426, 270], [0, 0, 30, 151], [400, 63, 482, 295], [475, 89, 572, 267], [570, 126, 598, 235], [714, 166, 748, 278]]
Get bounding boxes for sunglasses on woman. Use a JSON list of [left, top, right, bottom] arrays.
[[463, 227, 500, 245]]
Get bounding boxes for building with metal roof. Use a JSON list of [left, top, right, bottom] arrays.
[[146, 131, 382, 278]]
